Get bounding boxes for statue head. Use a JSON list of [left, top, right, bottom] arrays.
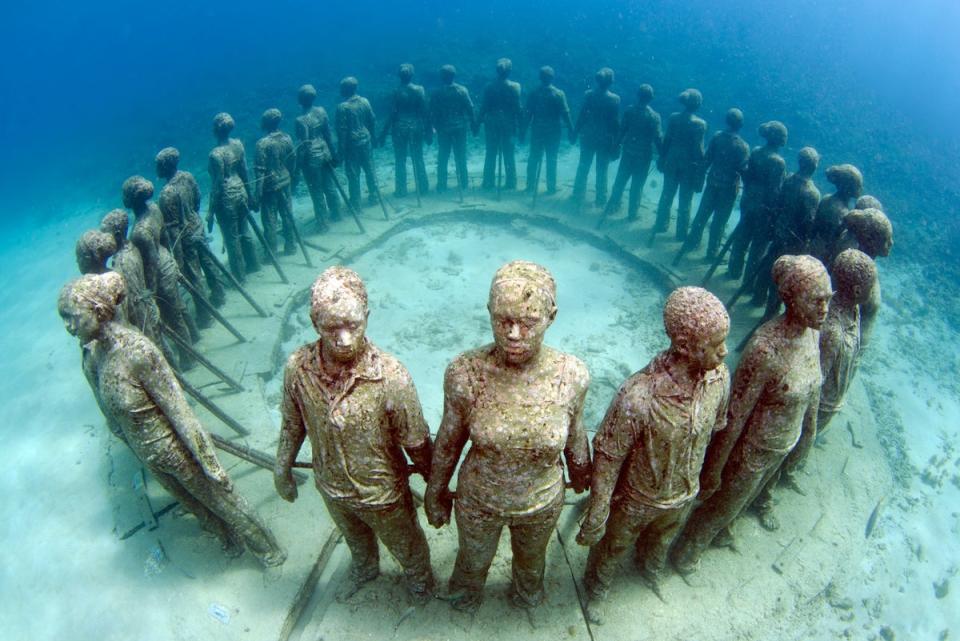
[[831, 249, 877, 306], [121, 176, 154, 209], [440, 64, 457, 84], [772, 255, 833, 329], [663, 286, 730, 371], [637, 84, 655, 104], [595, 67, 615, 89], [826, 164, 864, 199], [758, 120, 788, 148], [75, 230, 117, 275], [297, 84, 317, 108], [797, 146, 820, 175], [678, 88, 703, 111], [487, 261, 558, 367], [58, 271, 126, 344], [398, 63, 415, 83], [844, 208, 893, 258], [339, 76, 359, 98], [725, 108, 744, 132], [855, 195, 883, 211], [495, 57, 512, 78], [155, 147, 180, 180], [310, 266, 369, 364], [212, 112, 235, 139], [261, 108, 282, 132], [539, 65, 555, 86], [100, 209, 129, 245]]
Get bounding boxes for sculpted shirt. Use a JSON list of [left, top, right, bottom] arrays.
[[278, 340, 430, 509], [703, 130, 749, 189], [430, 83, 475, 133], [618, 104, 662, 160], [442, 345, 590, 517], [159, 171, 203, 241], [593, 353, 730, 509], [524, 84, 571, 138]]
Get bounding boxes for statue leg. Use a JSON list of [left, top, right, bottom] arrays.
[[676, 179, 696, 242], [708, 184, 738, 259], [594, 149, 610, 207], [526, 135, 543, 192], [411, 133, 429, 195], [149, 467, 244, 555], [686, 184, 717, 252], [572, 144, 595, 203], [320, 165, 341, 221], [449, 500, 503, 612], [436, 132, 451, 192], [627, 155, 651, 220], [633, 502, 692, 577], [367, 494, 434, 600], [655, 171, 680, 232], [260, 190, 280, 256], [344, 148, 362, 208], [507, 493, 563, 609], [544, 133, 560, 193], [482, 126, 498, 189], [323, 495, 381, 595], [277, 188, 296, 255], [453, 130, 469, 191], [394, 133, 408, 196], [503, 132, 517, 190], [583, 498, 653, 603], [604, 156, 631, 216], [215, 204, 245, 282]]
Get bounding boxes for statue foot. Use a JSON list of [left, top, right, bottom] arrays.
[[757, 509, 781, 532], [584, 595, 606, 625], [258, 546, 288, 568], [448, 589, 483, 613], [711, 527, 736, 551], [781, 474, 807, 496], [336, 566, 379, 601]]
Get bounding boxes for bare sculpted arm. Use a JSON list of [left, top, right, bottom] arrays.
[[274, 357, 307, 502], [424, 362, 471, 527]]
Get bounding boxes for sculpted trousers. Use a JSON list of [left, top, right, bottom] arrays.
[[343, 144, 377, 208], [573, 143, 611, 206], [436, 129, 468, 192], [526, 130, 561, 193], [302, 165, 340, 226], [322, 493, 433, 594], [450, 492, 563, 608], [584, 498, 691, 599], [482, 127, 517, 189], [686, 181, 739, 257], [260, 188, 295, 255], [655, 169, 696, 241], [214, 200, 260, 283], [393, 131, 429, 196], [606, 153, 653, 218], [671, 439, 789, 570], [181, 235, 225, 308]]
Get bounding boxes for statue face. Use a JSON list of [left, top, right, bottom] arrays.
[[60, 302, 101, 344], [315, 294, 368, 364], [488, 285, 554, 366], [686, 327, 729, 372], [790, 279, 833, 330]]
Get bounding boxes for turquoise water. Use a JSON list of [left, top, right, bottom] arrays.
[[2, 2, 958, 639]]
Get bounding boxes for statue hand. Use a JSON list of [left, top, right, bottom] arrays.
[[424, 488, 452, 528], [576, 516, 605, 547], [274, 471, 298, 503], [699, 471, 721, 501]]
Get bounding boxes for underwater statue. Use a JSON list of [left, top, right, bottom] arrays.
[[207, 112, 260, 282], [577, 287, 730, 624], [254, 108, 297, 256], [814, 249, 877, 433], [477, 57, 522, 191], [335, 77, 378, 209], [521, 65, 573, 195], [123, 176, 198, 367], [726, 121, 787, 281], [571, 68, 620, 208], [75, 229, 117, 276], [294, 84, 340, 231], [750, 147, 822, 318], [156, 146, 225, 329], [809, 163, 863, 265], [430, 64, 476, 194], [841, 206, 892, 349], [59, 272, 286, 567], [671, 255, 830, 569], [653, 89, 707, 241], [424, 261, 592, 613], [602, 84, 663, 221], [274, 267, 434, 603], [681, 108, 750, 258], [99, 209, 173, 365], [378, 64, 431, 197]]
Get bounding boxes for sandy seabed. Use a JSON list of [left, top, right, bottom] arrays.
[[1, 143, 957, 641]]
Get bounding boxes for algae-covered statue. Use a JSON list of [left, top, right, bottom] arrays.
[[521, 66, 573, 195], [157, 146, 225, 329], [255, 108, 297, 256], [477, 57, 522, 191], [335, 77, 378, 209], [430, 64, 476, 194], [572, 68, 620, 208], [727, 121, 787, 281], [274, 267, 434, 603], [123, 176, 198, 367], [59, 272, 286, 567], [378, 64, 431, 198], [809, 164, 863, 265], [207, 112, 260, 282], [578, 287, 730, 624], [681, 108, 750, 258], [424, 261, 592, 613], [602, 84, 663, 222], [294, 84, 340, 231], [76, 230, 117, 276], [653, 89, 707, 241], [672, 255, 830, 570], [841, 206, 892, 349], [815, 249, 877, 432]]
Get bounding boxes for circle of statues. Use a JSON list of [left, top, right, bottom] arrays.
[[61, 58, 894, 624]]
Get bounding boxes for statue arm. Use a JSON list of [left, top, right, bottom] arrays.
[[388, 365, 433, 480], [253, 141, 267, 203], [275, 358, 307, 501], [424, 363, 471, 527], [787, 385, 820, 475], [379, 93, 397, 144], [207, 153, 222, 219], [560, 92, 574, 132]]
